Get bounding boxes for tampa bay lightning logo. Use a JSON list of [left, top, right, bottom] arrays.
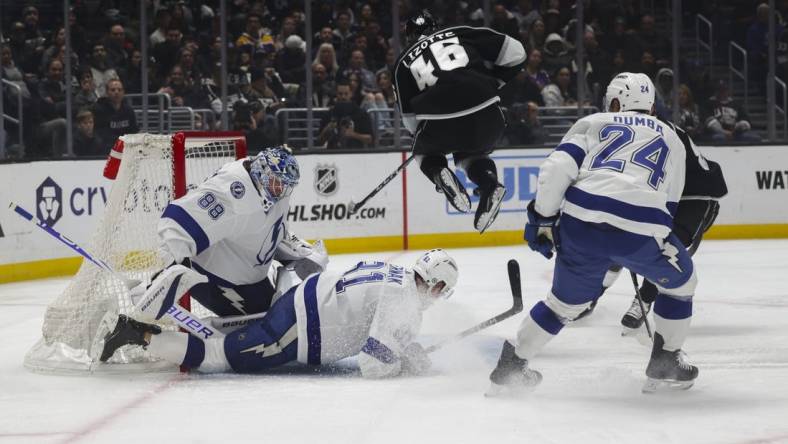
[[230, 181, 245, 199], [36, 177, 63, 227]]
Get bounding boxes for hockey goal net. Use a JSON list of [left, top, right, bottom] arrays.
[[24, 131, 247, 374]]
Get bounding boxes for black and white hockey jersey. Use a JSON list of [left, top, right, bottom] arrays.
[[394, 26, 526, 133], [661, 119, 728, 200]]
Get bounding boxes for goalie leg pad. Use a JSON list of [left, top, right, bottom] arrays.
[[133, 265, 208, 322]]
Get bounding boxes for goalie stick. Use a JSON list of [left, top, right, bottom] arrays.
[[8, 201, 224, 340], [425, 259, 524, 353]]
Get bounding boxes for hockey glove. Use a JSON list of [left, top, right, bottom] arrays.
[[524, 200, 559, 259], [401, 342, 432, 376]]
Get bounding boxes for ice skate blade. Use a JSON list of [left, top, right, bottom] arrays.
[[476, 186, 506, 234], [439, 169, 471, 213], [642, 377, 695, 394]]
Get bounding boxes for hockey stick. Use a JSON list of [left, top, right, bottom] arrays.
[[8, 201, 223, 340], [425, 259, 524, 353], [349, 153, 415, 215], [630, 272, 653, 341]]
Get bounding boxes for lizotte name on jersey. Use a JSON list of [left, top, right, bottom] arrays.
[[403, 31, 457, 64]]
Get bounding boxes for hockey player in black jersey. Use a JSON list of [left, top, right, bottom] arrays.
[[394, 11, 526, 233]]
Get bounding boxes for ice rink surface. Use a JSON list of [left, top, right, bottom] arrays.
[[1, 240, 787, 444]]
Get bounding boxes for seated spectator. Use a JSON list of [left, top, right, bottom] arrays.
[[93, 78, 139, 144], [347, 71, 379, 110], [158, 64, 206, 108], [38, 59, 67, 120], [32, 59, 68, 158], [524, 48, 550, 90], [177, 47, 203, 87], [1, 44, 31, 101], [298, 63, 335, 107], [314, 26, 339, 55], [105, 24, 129, 70], [20, 6, 46, 74], [39, 27, 79, 76], [638, 50, 658, 81], [527, 18, 547, 51], [318, 81, 373, 149], [73, 109, 106, 156], [362, 20, 388, 69], [152, 27, 183, 81], [504, 101, 547, 145], [119, 49, 143, 94], [275, 16, 298, 52], [332, 11, 355, 53], [232, 100, 278, 153], [541, 66, 577, 107], [276, 35, 307, 84], [339, 49, 376, 92], [74, 70, 99, 110], [491, 4, 520, 38], [500, 70, 544, 106], [676, 84, 702, 139], [703, 80, 761, 142], [149, 8, 172, 46], [246, 67, 287, 113], [654, 67, 673, 121], [514, 0, 541, 31], [375, 47, 397, 77], [634, 14, 670, 64], [89, 43, 119, 97], [235, 13, 271, 50], [541, 33, 572, 75], [313, 43, 340, 80], [376, 71, 396, 108]]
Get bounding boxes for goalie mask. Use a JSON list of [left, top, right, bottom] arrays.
[[413, 249, 458, 299], [249, 145, 300, 204]]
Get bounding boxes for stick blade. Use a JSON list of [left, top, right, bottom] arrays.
[[507, 259, 523, 312]]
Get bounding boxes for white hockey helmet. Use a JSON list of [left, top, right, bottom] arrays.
[[413, 249, 459, 298], [604, 72, 655, 113]]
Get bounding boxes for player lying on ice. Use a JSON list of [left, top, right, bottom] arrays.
[[99, 249, 458, 378], [139, 144, 327, 318], [488, 73, 700, 394]]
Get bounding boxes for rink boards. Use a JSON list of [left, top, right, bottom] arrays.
[[1, 145, 787, 282]]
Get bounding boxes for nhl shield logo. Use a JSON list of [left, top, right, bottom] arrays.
[[36, 177, 63, 227], [315, 164, 338, 196]]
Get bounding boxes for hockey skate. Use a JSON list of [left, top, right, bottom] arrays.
[[433, 167, 471, 213], [642, 333, 698, 393], [486, 341, 542, 396], [474, 183, 506, 233], [99, 315, 161, 362], [621, 297, 652, 336]]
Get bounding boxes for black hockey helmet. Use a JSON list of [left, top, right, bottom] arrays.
[[405, 10, 436, 44]]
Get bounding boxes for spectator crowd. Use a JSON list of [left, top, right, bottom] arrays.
[[0, 0, 783, 158]]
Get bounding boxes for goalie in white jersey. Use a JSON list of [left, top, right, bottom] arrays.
[[489, 73, 699, 394], [100, 249, 458, 378], [132, 145, 327, 318]]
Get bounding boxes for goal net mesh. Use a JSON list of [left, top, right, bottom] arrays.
[[24, 133, 243, 374]]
